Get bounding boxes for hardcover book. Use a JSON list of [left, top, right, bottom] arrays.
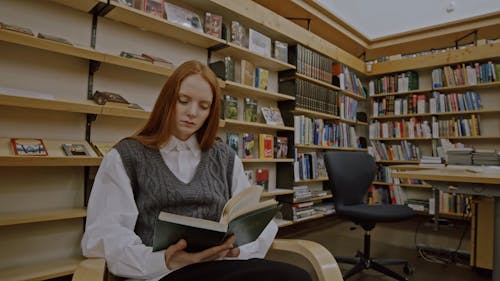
[[62, 143, 89, 156], [0, 22, 34, 36], [242, 133, 255, 159], [231, 21, 248, 48], [260, 107, 284, 126], [255, 169, 270, 191], [274, 136, 288, 158], [273, 40, 288, 63], [143, 0, 163, 18], [164, 2, 203, 32], [11, 138, 48, 156], [243, 98, 258, 122], [248, 28, 271, 57], [152, 185, 280, 252], [240, 60, 255, 87], [259, 134, 274, 159], [255, 68, 269, 90], [226, 132, 240, 155], [223, 95, 238, 120], [204, 12, 222, 38]]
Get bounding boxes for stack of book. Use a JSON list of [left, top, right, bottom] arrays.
[[419, 156, 445, 167], [472, 149, 500, 166], [446, 147, 473, 165]]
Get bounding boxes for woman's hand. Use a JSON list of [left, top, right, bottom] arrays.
[[164, 235, 239, 270]]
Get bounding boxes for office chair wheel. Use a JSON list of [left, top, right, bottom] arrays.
[[403, 263, 414, 275]]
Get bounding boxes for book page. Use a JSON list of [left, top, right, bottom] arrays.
[[220, 185, 266, 224]]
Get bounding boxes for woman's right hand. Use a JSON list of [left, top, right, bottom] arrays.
[[164, 235, 237, 270]]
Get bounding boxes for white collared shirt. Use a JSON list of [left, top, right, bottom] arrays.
[[82, 136, 278, 281]]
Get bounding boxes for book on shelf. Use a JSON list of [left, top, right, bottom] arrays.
[[0, 21, 34, 36], [164, 2, 203, 32], [244, 170, 255, 185], [254, 68, 269, 90], [273, 40, 288, 63], [223, 95, 238, 120], [61, 143, 90, 156], [141, 53, 174, 68], [255, 168, 270, 191], [248, 28, 271, 57], [259, 134, 274, 159], [226, 132, 240, 156], [231, 21, 248, 48], [116, 0, 135, 8], [152, 185, 280, 252], [37, 32, 72, 45], [120, 51, 152, 63], [260, 107, 284, 126], [143, 0, 163, 18], [10, 138, 48, 156], [204, 12, 222, 38], [243, 98, 258, 122], [274, 136, 288, 158], [242, 133, 256, 159], [209, 57, 234, 81], [240, 59, 255, 87]]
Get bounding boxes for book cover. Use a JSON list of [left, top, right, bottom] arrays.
[[243, 98, 258, 122], [204, 12, 222, 38], [226, 132, 240, 155], [11, 138, 48, 156], [273, 40, 288, 63], [259, 134, 274, 159], [274, 136, 288, 158], [254, 68, 269, 90], [231, 21, 248, 47], [255, 169, 270, 191], [260, 107, 284, 126], [244, 170, 255, 185], [164, 2, 203, 32], [240, 59, 255, 87], [62, 143, 89, 156], [242, 133, 255, 159], [248, 28, 271, 57], [152, 186, 280, 252], [223, 95, 238, 120], [0, 22, 34, 36], [143, 0, 163, 18]]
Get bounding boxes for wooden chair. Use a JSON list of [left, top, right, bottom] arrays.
[[72, 239, 344, 281]]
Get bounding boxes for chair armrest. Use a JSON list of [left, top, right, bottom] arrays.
[[270, 239, 343, 281], [72, 258, 106, 281]]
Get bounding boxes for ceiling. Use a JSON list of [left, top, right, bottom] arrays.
[[253, 0, 500, 60]]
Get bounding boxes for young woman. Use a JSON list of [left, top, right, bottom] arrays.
[[82, 60, 312, 281]]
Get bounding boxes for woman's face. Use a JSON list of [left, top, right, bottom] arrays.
[[172, 74, 213, 141]]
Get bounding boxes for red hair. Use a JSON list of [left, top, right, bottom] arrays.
[[131, 60, 220, 151]]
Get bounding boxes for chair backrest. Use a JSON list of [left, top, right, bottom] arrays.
[[324, 151, 376, 212]]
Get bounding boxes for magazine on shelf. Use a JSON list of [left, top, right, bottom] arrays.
[[61, 143, 90, 156], [260, 107, 284, 126], [248, 28, 271, 57], [164, 2, 203, 32], [204, 12, 222, 38], [11, 138, 48, 156]]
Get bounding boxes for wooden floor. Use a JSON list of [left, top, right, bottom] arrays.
[[278, 216, 492, 281]]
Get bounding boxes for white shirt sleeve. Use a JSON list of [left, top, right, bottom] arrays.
[[81, 149, 169, 280], [229, 154, 278, 259]]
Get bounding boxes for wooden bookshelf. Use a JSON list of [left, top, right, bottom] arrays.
[[279, 213, 336, 228], [434, 109, 500, 117], [399, 183, 432, 188], [0, 257, 83, 281], [261, 188, 294, 198], [370, 42, 500, 75], [48, 0, 101, 12], [104, 1, 225, 49], [445, 136, 500, 140], [294, 73, 366, 101], [292, 107, 339, 120], [376, 160, 420, 164], [100, 105, 151, 119], [371, 137, 432, 141], [432, 81, 500, 92], [371, 113, 432, 120], [295, 144, 368, 151], [0, 93, 102, 115], [295, 177, 329, 184], [223, 119, 294, 131], [0, 208, 86, 226], [224, 81, 295, 101]]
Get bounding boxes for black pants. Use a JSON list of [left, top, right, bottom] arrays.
[[161, 258, 312, 281]]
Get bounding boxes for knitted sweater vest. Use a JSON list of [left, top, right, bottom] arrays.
[[114, 138, 235, 246]]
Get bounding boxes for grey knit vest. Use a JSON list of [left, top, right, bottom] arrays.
[[114, 138, 235, 247]]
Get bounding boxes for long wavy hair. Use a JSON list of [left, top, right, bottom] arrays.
[[131, 60, 220, 151]]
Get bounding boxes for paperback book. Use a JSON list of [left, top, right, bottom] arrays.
[[259, 134, 274, 159], [242, 133, 256, 159], [152, 185, 280, 252], [62, 143, 90, 156], [243, 98, 258, 122], [255, 68, 269, 90], [11, 138, 48, 156], [226, 132, 240, 155], [204, 12, 222, 38], [255, 169, 270, 191], [260, 107, 284, 126], [223, 95, 238, 120]]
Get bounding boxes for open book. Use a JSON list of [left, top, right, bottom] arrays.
[[152, 186, 280, 252]]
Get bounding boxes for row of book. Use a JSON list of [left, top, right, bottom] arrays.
[[431, 61, 498, 88], [368, 71, 419, 95], [226, 133, 288, 159], [435, 115, 481, 137], [369, 119, 432, 139], [281, 200, 335, 221], [244, 168, 270, 191], [429, 91, 482, 113], [294, 116, 360, 148], [333, 64, 367, 98], [288, 44, 334, 83], [369, 140, 422, 161], [368, 181, 407, 206], [9, 138, 91, 157], [222, 96, 285, 125], [293, 151, 328, 181], [372, 94, 426, 117]]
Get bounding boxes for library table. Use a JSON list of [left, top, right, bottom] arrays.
[[393, 166, 500, 280]]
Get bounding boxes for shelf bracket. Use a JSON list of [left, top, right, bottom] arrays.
[[87, 60, 101, 99]]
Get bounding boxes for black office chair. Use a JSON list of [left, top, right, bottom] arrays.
[[324, 151, 415, 281]]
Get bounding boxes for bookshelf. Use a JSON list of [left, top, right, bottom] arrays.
[[368, 45, 499, 225]]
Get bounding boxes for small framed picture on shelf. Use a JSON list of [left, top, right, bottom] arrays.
[[61, 143, 90, 156], [11, 138, 48, 156]]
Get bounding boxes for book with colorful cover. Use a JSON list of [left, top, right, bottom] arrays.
[[255, 169, 270, 191], [255, 68, 269, 90], [274, 136, 288, 158], [226, 132, 240, 156], [260, 107, 284, 126], [240, 60, 255, 87], [259, 134, 274, 159], [242, 133, 256, 159], [243, 98, 258, 122], [204, 12, 222, 38]]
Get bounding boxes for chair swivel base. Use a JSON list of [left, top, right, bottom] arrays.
[[336, 251, 413, 281]]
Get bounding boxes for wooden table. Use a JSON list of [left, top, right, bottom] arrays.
[[393, 166, 500, 280]]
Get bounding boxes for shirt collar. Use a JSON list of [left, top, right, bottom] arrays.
[[161, 135, 201, 157]]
